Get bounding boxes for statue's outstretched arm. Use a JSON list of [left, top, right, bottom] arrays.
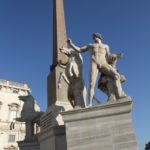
[[80, 45, 90, 52], [67, 38, 89, 53]]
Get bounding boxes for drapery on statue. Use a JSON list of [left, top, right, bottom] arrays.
[[67, 33, 126, 106], [10, 95, 44, 141], [58, 47, 86, 108]]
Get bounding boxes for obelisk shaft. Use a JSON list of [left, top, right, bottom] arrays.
[[53, 0, 68, 65], [47, 0, 69, 107]]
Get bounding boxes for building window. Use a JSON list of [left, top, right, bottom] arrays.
[[0, 101, 2, 109], [12, 88, 19, 94], [8, 135, 16, 142], [8, 103, 19, 122], [10, 110, 17, 122]]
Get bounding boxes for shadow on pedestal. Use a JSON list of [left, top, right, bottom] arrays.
[[38, 125, 67, 150], [18, 137, 40, 150]]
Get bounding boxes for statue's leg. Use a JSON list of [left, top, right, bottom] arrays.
[[72, 80, 85, 108], [68, 86, 75, 108], [106, 78, 117, 101], [83, 86, 87, 107], [72, 62, 79, 77], [101, 64, 120, 80], [74, 89, 85, 108], [25, 121, 34, 140], [88, 62, 99, 106], [101, 64, 124, 98], [69, 62, 73, 76], [114, 79, 124, 98]]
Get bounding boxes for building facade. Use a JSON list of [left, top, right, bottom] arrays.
[[0, 79, 40, 150]]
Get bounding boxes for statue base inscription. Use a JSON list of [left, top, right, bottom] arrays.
[[61, 97, 139, 150]]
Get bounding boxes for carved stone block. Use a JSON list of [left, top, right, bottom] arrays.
[[61, 97, 139, 150]]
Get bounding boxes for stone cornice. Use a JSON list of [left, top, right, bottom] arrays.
[[61, 97, 132, 122], [0, 79, 30, 91]]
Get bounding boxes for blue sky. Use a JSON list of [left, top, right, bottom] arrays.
[[0, 0, 150, 149]]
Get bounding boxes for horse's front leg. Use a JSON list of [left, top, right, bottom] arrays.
[[71, 62, 79, 78], [58, 72, 63, 88], [58, 72, 70, 89], [62, 73, 70, 85]]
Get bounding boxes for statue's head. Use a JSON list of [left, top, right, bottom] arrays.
[[92, 33, 102, 42]]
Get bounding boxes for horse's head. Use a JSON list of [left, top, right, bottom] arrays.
[[18, 95, 34, 103], [60, 47, 72, 56]]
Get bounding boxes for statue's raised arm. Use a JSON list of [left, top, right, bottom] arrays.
[[66, 33, 127, 106], [67, 38, 90, 53]]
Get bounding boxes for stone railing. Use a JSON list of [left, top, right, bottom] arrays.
[[0, 79, 30, 91]]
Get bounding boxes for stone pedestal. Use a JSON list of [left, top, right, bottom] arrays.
[[61, 97, 139, 150], [18, 139, 40, 150], [38, 104, 68, 150], [38, 126, 67, 150]]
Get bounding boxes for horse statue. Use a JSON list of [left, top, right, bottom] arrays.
[[11, 95, 44, 141], [58, 47, 86, 108]]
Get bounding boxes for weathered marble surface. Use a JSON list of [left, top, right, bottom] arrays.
[[97, 53, 126, 102], [67, 33, 126, 106], [58, 47, 86, 108], [61, 97, 139, 150]]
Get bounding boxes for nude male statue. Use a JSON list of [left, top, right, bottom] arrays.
[[67, 33, 126, 106]]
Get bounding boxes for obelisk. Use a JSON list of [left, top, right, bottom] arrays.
[[47, 0, 69, 108]]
